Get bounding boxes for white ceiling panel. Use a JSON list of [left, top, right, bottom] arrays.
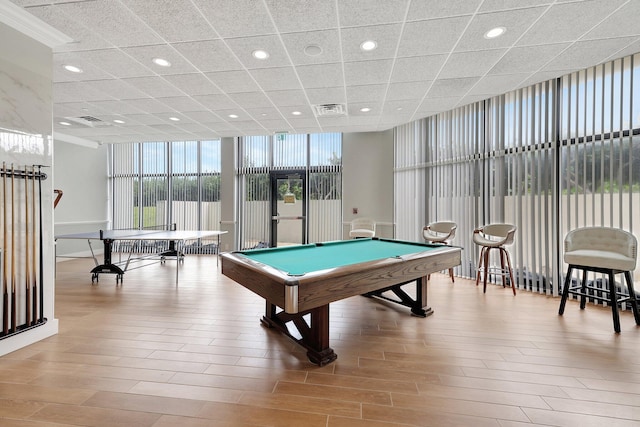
[[517, 0, 627, 46], [204, 70, 261, 93], [338, 0, 408, 27], [440, 49, 508, 79], [53, 0, 163, 47], [191, 0, 276, 38], [280, 29, 342, 66], [162, 74, 221, 96], [122, 0, 216, 43], [344, 60, 393, 86], [398, 16, 472, 57], [70, 49, 154, 79], [7, 0, 639, 143], [264, 0, 338, 33], [408, 0, 482, 20], [297, 63, 344, 89]]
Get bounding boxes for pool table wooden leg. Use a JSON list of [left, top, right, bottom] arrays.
[[364, 276, 433, 317], [261, 301, 337, 366]]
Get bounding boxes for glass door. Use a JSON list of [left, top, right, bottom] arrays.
[[270, 171, 306, 247]]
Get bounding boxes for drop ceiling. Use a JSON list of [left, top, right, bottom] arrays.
[[7, 0, 640, 144]]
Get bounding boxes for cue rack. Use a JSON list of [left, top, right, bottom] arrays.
[[0, 162, 48, 340]]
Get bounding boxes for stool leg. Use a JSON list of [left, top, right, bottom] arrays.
[[475, 246, 486, 287], [499, 248, 507, 288], [558, 266, 574, 315], [624, 271, 640, 325], [608, 270, 620, 333], [579, 269, 588, 310], [448, 267, 454, 283], [483, 247, 490, 293], [503, 248, 516, 295]]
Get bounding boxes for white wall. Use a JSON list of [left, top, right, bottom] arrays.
[[53, 141, 109, 257], [0, 22, 58, 355], [342, 130, 395, 238]]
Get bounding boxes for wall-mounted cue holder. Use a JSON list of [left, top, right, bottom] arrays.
[[0, 163, 48, 340]]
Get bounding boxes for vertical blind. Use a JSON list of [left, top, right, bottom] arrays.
[[109, 140, 221, 253], [238, 133, 342, 250], [395, 52, 640, 295]]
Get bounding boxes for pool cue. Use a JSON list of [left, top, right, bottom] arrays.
[[10, 164, 16, 332], [31, 166, 37, 325], [2, 162, 7, 335], [37, 165, 44, 323], [25, 166, 31, 326]]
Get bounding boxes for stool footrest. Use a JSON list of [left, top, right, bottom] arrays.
[[566, 286, 631, 305]]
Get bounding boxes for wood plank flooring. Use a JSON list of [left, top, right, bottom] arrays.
[[1, 255, 640, 426]]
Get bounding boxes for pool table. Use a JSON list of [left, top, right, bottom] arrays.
[[221, 237, 461, 365]]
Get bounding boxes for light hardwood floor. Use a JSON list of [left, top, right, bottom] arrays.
[[1, 255, 640, 426]]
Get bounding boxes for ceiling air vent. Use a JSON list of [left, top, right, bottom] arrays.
[[64, 116, 111, 128], [312, 103, 347, 117]]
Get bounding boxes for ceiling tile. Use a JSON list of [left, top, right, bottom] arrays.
[[121, 45, 200, 75], [54, 0, 164, 47], [583, 0, 640, 40], [440, 49, 507, 78], [340, 24, 402, 62], [265, 90, 309, 106], [297, 63, 344, 89], [390, 55, 448, 82], [489, 43, 570, 75], [204, 70, 261, 93], [386, 81, 431, 101], [264, 0, 338, 33], [24, 4, 112, 51], [173, 40, 244, 72], [456, 7, 548, 51], [280, 29, 342, 65], [517, 0, 628, 46], [467, 73, 529, 96], [157, 96, 207, 112], [250, 67, 302, 91], [346, 84, 387, 103], [408, 0, 481, 19], [123, 0, 216, 42], [120, 76, 185, 98], [427, 77, 480, 98], [191, 0, 276, 38], [224, 35, 292, 69], [162, 74, 221, 96], [228, 92, 274, 109], [305, 87, 346, 105], [76, 49, 155, 79], [338, 0, 409, 26], [344, 59, 393, 86], [542, 37, 638, 72], [398, 16, 472, 56]]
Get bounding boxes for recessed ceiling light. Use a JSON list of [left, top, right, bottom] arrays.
[[59, 121, 71, 126], [153, 58, 171, 67], [252, 50, 269, 60], [113, 119, 125, 124], [304, 44, 322, 56], [228, 114, 239, 119], [292, 111, 302, 116], [169, 117, 180, 121], [396, 107, 403, 111], [360, 40, 377, 51], [484, 27, 506, 39], [63, 65, 82, 73], [360, 107, 371, 112]]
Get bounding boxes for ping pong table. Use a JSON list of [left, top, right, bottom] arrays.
[[55, 229, 227, 284]]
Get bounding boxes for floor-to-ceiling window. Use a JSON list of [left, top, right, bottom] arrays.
[[395, 52, 640, 296], [109, 140, 221, 252], [238, 133, 342, 250]]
